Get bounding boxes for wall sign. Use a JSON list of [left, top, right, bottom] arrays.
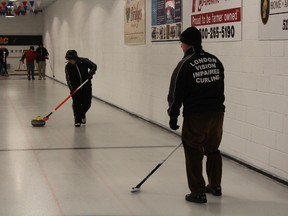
[[124, 0, 146, 45], [259, 0, 288, 40], [0, 35, 42, 45], [191, 0, 242, 42], [151, 0, 182, 42]]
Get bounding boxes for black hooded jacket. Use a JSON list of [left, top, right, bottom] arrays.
[[36, 47, 49, 62], [167, 46, 225, 118], [65, 57, 97, 91]]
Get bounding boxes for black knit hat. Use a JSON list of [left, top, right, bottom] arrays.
[[180, 27, 202, 46], [65, 50, 78, 60]]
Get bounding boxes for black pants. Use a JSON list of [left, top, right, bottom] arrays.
[[0, 62, 3, 75], [3, 60, 7, 73], [182, 112, 224, 193], [26, 61, 35, 78], [72, 86, 92, 123]]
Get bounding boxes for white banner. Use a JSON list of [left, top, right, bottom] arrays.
[[191, 0, 242, 42], [124, 0, 146, 45], [259, 0, 288, 40]]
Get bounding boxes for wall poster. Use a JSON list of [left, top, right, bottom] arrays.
[[151, 0, 182, 42], [124, 0, 146, 45], [259, 0, 288, 40], [191, 0, 242, 42]]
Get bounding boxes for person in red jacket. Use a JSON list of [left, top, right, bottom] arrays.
[[20, 46, 38, 80]]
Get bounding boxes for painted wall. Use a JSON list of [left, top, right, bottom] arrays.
[[0, 14, 43, 35], [43, 0, 288, 181]]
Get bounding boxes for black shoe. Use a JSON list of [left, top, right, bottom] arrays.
[[205, 185, 222, 196], [32, 77, 35, 80], [74, 123, 81, 127], [28, 77, 31, 80], [185, 193, 207, 203]]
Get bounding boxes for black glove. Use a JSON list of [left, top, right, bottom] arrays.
[[169, 117, 179, 130]]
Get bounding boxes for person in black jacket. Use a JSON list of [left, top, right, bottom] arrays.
[[65, 50, 97, 127], [0, 46, 9, 76], [36, 44, 49, 80], [167, 27, 225, 204]]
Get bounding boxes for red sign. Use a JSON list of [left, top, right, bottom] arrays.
[[192, 7, 241, 26]]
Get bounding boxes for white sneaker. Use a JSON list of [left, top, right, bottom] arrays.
[[81, 117, 86, 124], [74, 123, 81, 127]]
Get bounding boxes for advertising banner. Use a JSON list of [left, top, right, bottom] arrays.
[[124, 0, 146, 45], [259, 0, 288, 40], [191, 0, 242, 42], [151, 0, 182, 42]]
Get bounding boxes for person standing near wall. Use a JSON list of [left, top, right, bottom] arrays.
[[167, 27, 225, 204], [65, 50, 97, 127], [20, 46, 38, 80], [0, 46, 9, 76], [0, 49, 3, 76], [36, 44, 49, 80]]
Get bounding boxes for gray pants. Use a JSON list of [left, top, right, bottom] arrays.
[[37, 61, 46, 79]]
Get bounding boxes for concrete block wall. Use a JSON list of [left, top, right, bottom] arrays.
[[221, 1, 288, 180], [42, 0, 288, 181]]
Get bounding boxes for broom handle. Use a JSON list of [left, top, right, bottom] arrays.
[[44, 79, 90, 119], [54, 79, 89, 111], [134, 143, 182, 188]]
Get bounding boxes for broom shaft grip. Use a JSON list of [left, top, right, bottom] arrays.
[[54, 79, 89, 111]]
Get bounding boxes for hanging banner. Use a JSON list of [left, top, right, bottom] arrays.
[[151, 0, 182, 42], [0, 0, 39, 16], [259, 0, 288, 40], [191, 0, 242, 42], [22, 1, 28, 7], [124, 0, 146, 45]]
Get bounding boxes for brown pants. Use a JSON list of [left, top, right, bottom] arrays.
[[182, 112, 224, 193]]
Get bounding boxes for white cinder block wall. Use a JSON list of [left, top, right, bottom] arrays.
[[43, 0, 288, 182]]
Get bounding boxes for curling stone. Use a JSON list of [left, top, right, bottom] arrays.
[[31, 116, 46, 127]]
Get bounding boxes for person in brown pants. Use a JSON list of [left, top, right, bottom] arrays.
[[167, 27, 225, 204]]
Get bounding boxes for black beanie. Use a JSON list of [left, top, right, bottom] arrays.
[[180, 27, 202, 46]]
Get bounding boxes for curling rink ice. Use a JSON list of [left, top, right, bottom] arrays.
[[0, 76, 288, 216]]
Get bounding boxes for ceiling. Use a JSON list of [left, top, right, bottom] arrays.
[[37, 0, 57, 11]]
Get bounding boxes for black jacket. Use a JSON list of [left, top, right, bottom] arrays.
[[167, 46, 225, 118], [65, 57, 97, 91], [36, 47, 49, 62], [0, 48, 9, 62]]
